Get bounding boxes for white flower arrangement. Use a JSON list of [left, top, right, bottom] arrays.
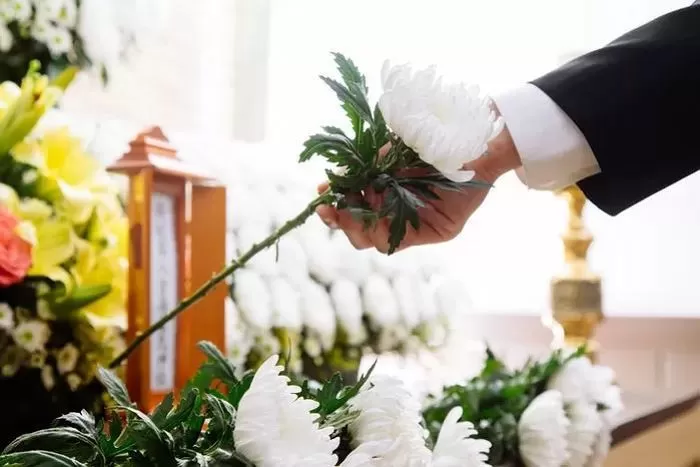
[[423, 348, 623, 467], [0, 340, 494, 466], [0, 0, 165, 84]]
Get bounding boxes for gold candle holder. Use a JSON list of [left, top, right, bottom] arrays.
[[549, 185, 603, 361]]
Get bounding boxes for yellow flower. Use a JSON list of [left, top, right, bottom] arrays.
[[28, 218, 76, 291], [39, 127, 100, 187], [0, 182, 18, 213], [18, 198, 52, 222]]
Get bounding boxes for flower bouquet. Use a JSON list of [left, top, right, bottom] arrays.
[[0, 64, 127, 446], [0, 340, 495, 466], [0, 0, 163, 85], [423, 348, 623, 467]]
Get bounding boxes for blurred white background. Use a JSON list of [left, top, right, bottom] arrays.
[[62, 0, 700, 318]]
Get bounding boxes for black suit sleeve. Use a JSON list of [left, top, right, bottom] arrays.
[[531, 3, 700, 215]]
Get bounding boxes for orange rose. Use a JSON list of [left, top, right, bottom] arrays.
[[0, 207, 32, 286]]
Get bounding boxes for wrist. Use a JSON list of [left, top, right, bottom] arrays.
[[475, 125, 522, 181]]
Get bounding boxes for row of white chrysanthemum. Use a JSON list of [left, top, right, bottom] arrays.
[[232, 352, 622, 467]]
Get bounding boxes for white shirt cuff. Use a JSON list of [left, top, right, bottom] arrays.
[[492, 83, 600, 191]]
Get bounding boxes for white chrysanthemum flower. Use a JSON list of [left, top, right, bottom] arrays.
[[566, 402, 603, 467], [378, 61, 504, 182], [330, 231, 373, 285], [233, 355, 339, 467], [434, 277, 471, 318], [232, 269, 273, 331], [13, 320, 50, 352], [78, 0, 121, 70], [584, 427, 612, 467], [0, 0, 31, 22], [518, 390, 570, 467], [66, 373, 82, 391], [276, 236, 309, 286], [36, 0, 78, 27], [57, 343, 80, 374], [299, 224, 340, 285], [0, 303, 14, 330], [393, 274, 421, 330], [0, 22, 12, 53], [347, 375, 432, 466], [40, 365, 55, 390], [416, 281, 439, 322], [330, 279, 366, 345], [547, 357, 594, 404], [237, 224, 277, 276], [431, 407, 491, 467], [226, 298, 254, 372], [299, 280, 336, 350], [362, 274, 400, 329], [269, 276, 303, 331]]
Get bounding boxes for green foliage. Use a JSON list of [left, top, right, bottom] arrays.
[[0, 341, 373, 466], [422, 346, 585, 466], [299, 53, 491, 254]]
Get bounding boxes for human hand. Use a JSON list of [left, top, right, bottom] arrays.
[[316, 122, 521, 253]]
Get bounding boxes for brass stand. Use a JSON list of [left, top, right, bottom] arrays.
[[549, 185, 603, 361]]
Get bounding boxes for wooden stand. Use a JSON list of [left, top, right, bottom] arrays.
[[108, 127, 227, 411]]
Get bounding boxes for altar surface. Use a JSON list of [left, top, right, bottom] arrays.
[[609, 388, 699, 466]]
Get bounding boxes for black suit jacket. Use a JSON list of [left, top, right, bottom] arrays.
[[532, 2, 700, 215]]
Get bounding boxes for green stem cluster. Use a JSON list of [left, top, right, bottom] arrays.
[[109, 190, 335, 369]]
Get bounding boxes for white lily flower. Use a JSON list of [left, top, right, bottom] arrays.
[[330, 279, 366, 345], [232, 269, 273, 331], [431, 407, 491, 467], [518, 390, 569, 467], [362, 274, 400, 329], [378, 61, 504, 182], [234, 355, 339, 467], [269, 276, 303, 331]]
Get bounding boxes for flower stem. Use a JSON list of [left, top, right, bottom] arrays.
[[109, 189, 334, 369]]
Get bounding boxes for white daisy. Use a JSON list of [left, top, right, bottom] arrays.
[[431, 406, 492, 467], [233, 355, 339, 467], [0, 303, 15, 330], [378, 61, 503, 182], [517, 390, 570, 467], [56, 343, 80, 374], [13, 320, 50, 352]]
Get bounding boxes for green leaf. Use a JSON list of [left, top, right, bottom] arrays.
[[381, 182, 424, 254], [227, 371, 254, 409], [196, 341, 238, 386], [51, 284, 112, 317], [200, 395, 236, 454], [2, 428, 103, 466], [331, 52, 367, 94], [121, 406, 178, 467], [319, 76, 373, 128], [151, 392, 174, 428], [0, 451, 89, 467], [97, 367, 132, 408], [53, 410, 98, 439]]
